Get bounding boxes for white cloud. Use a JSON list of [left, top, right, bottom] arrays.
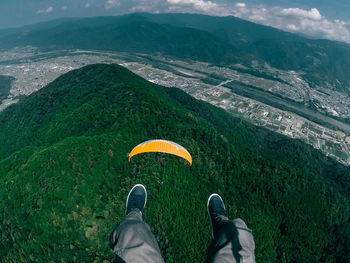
[[286, 24, 298, 31], [130, 5, 153, 12], [62, 5, 68, 10], [36, 7, 53, 15], [280, 7, 322, 21], [129, 0, 164, 13], [85, 3, 91, 8], [229, 4, 350, 44], [158, 0, 350, 43], [105, 0, 120, 9], [235, 3, 246, 8], [167, 0, 218, 13]]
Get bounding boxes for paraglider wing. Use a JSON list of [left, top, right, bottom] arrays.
[[128, 139, 192, 165]]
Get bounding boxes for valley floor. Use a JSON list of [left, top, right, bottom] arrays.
[[0, 46, 349, 164]]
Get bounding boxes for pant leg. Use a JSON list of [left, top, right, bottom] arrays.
[[109, 210, 164, 263], [206, 217, 255, 263]]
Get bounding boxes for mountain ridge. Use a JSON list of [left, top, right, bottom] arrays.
[[0, 63, 349, 262], [1, 13, 349, 94]]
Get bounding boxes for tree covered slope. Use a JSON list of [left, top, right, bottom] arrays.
[[0, 64, 349, 262]]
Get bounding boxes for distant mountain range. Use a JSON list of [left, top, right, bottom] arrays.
[[1, 13, 350, 94]]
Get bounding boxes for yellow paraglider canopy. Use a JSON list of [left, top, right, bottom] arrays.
[[128, 139, 192, 165]]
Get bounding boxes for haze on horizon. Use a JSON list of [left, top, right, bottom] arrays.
[[1, 0, 350, 44]]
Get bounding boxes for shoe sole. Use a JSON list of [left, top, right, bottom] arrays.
[[207, 193, 225, 238], [125, 184, 147, 213]]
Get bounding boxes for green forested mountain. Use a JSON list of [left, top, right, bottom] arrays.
[[0, 64, 349, 262], [1, 13, 350, 93], [0, 18, 79, 38]]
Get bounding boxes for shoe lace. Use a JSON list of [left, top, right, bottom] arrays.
[[128, 195, 144, 211]]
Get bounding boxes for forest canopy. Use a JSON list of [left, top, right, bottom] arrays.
[[0, 64, 349, 262]]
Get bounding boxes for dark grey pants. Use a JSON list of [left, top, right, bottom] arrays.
[[109, 212, 255, 263], [206, 216, 255, 263]]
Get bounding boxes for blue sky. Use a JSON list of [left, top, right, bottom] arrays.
[[1, 0, 349, 44]]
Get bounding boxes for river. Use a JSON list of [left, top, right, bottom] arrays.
[[225, 82, 350, 134]]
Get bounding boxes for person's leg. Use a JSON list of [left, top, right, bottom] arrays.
[[109, 184, 164, 263], [206, 194, 256, 263]]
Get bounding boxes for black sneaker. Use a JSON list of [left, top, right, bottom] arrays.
[[126, 184, 147, 215], [207, 193, 227, 238]]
